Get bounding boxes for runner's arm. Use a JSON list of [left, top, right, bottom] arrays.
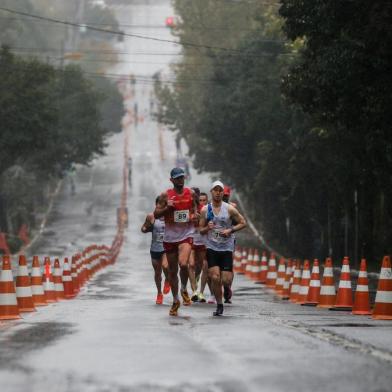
[[141, 213, 154, 233], [228, 205, 247, 233], [153, 192, 169, 218]]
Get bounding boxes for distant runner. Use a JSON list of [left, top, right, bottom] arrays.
[[154, 167, 197, 316], [141, 197, 170, 305], [189, 188, 207, 302], [199, 181, 246, 316]]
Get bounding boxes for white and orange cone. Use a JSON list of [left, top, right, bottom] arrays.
[[296, 259, 311, 304], [274, 258, 286, 294], [245, 249, 254, 279], [43, 257, 57, 303], [318, 258, 336, 308], [233, 247, 242, 273], [289, 260, 302, 303], [257, 251, 268, 284], [281, 259, 293, 299], [31, 256, 47, 306], [251, 249, 260, 281], [352, 258, 371, 315], [53, 258, 65, 300], [331, 257, 353, 310], [0, 255, 21, 320], [372, 256, 392, 320], [71, 255, 80, 295], [239, 249, 247, 274], [62, 257, 75, 299], [15, 255, 35, 312], [266, 253, 277, 288], [303, 259, 321, 306]]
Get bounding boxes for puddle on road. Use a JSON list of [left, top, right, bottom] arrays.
[[0, 321, 75, 371], [324, 323, 375, 328]]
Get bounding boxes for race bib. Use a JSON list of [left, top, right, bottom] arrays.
[[174, 209, 190, 223], [155, 233, 164, 243], [211, 228, 228, 243]]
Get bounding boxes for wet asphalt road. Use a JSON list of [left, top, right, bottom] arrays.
[[1, 1, 392, 391]]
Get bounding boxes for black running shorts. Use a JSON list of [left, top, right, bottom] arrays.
[[150, 250, 164, 260], [206, 248, 233, 272]]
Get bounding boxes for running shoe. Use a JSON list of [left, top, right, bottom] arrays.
[[163, 280, 171, 295], [169, 300, 181, 316], [207, 295, 216, 304], [213, 304, 224, 316], [181, 290, 192, 306], [191, 291, 199, 302], [156, 293, 163, 305], [224, 286, 232, 304], [198, 292, 206, 303]]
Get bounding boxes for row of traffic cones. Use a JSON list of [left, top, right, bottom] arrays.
[[0, 240, 123, 321], [235, 246, 392, 320]]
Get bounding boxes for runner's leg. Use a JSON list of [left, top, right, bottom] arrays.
[[151, 258, 163, 294], [166, 251, 179, 300], [208, 266, 223, 304], [178, 241, 192, 305], [188, 249, 197, 293]]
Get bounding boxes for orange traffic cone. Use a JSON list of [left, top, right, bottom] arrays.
[[0, 255, 21, 320], [233, 247, 242, 272], [304, 259, 321, 306], [245, 249, 254, 278], [239, 248, 247, 274], [257, 251, 268, 284], [318, 258, 336, 308], [372, 256, 392, 320], [281, 259, 293, 299], [31, 256, 47, 306], [71, 255, 80, 295], [352, 258, 371, 315], [251, 249, 260, 281], [53, 258, 65, 300], [15, 255, 35, 312], [275, 258, 286, 294], [289, 260, 302, 302], [266, 253, 277, 288], [62, 257, 75, 299], [296, 259, 311, 304], [331, 257, 353, 310], [43, 257, 57, 303]]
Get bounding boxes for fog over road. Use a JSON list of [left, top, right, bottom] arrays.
[[1, 1, 392, 391]]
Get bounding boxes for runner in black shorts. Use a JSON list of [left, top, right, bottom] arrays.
[[199, 181, 246, 316]]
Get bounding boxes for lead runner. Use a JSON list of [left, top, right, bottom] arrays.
[[154, 167, 198, 316], [199, 180, 247, 316]]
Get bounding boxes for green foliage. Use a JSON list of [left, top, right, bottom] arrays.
[[156, 0, 392, 266]]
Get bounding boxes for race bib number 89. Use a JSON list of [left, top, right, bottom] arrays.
[[174, 209, 190, 223]]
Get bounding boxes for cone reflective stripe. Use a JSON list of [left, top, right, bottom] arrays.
[[15, 255, 35, 312], [352, 258, 371, 315], [274, 258, 286, 293], [281, 259, 293, 299], [30, 256, 47, 306], [245, 249, 254, 278], [43, 257, 57, 303], [266, 254, 277, 288], [331, 257, 353, 310], [53, 259, 65, 300], [296, 260, 311, 304], [304, 259, 321, 306], [257, 251, 268, 283], [289, 260, 302, 302], [240, 249, 247, 274], [251, 249, 260, 281], [71, 255, 80, 294], [0, 255, 21, 320], [372, 256, 392, 320], [62, 257, 75, 299]]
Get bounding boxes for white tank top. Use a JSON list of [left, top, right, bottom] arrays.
[[150, 218, 165, 252], [206, 202, 235, 252]]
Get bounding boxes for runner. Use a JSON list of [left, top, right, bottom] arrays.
[[141, 197, 170, 305], [189, 188, 208, 302], [199, 180, 246, 316], [154, 167, 198, 316]]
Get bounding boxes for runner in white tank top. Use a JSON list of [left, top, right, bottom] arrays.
[[199, 181, 246, 316]]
